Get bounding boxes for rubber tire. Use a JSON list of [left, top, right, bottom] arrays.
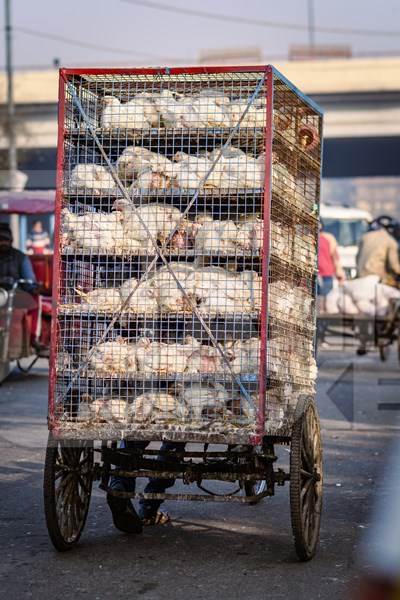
[[43, 435, 93, 552], [290, 396, 323, 562]]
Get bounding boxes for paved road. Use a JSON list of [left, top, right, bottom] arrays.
[[0, 348, 399, 600]]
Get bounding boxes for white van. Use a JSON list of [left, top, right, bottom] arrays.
[[320, 204, 372, 278]]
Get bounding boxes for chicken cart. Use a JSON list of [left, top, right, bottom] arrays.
[[318, 299, 400, 361], [43, 66, 323, 560]]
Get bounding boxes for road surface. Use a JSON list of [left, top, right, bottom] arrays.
[[0, 346, 399, 600]]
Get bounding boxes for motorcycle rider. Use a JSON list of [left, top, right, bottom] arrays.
[[0, 223, 43, 350]]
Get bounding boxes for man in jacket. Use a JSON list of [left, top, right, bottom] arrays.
[[357, 223, 400, 286], [0, 223, 36, 289]]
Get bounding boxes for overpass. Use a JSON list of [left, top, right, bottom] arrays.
[[0, 56, 399, 225]]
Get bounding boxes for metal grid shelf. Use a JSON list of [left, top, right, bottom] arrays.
[[58, 370, 260, 384], [57, 308, 313, 335], [66, 126, 266, 147], [64, 188, 264, 200], [61, 247, 261, 259], [64, 192, 317, 228], [58, 307, 260, 320], [58, 369, 313, 388]]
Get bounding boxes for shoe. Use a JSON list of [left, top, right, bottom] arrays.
[[107, 493, 143, 534], [141, 510, 171, 526], [31, 340, 50, 357]]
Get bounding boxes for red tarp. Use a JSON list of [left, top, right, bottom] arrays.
[[0, 190, 55, 215]]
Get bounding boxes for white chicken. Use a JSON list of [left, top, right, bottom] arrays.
[[271, 221, 292, 260], [149, 262, 196, 313], [151, 90, 187, 128], [78, 395, 129, 424], [113, 199, 183, 251], [130, 392, 188, 422], [74, 287, 122, 312], [62, 208, 124, 252], [191, 266, 252, 314], [135, 168, 171, 191], [185, 345, 223, 374], [224, 337, 260, 374], [272, 155, 295, 198], [69, 164, 116, 196], [194, 215, 239, 254], [171, 152, 221, 188], [178, 382, 230, 419], [268, 281, 295, 318], [236, 217, 264, 252], [135, 336, 199, 375], [128, 92, 159, 127], [101, 95, 155, 129], [239, 271, 262, 311], [189, 95, 228, 127], [267, 336, 290, 380], [119, 277, 159, 313], [223, 154, 263, 189], [153, 90, 224, 129], [87, 338, 137, 375], [227, 98, 266, 128], [116, 146, 173, 185]]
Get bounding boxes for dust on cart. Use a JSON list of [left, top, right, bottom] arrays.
[[44, 65, 323, 560]]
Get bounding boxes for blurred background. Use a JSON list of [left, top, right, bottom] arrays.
[[0, 0, 399, 251]]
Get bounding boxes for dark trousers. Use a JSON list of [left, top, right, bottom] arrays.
[[110, 440, 185, 518]]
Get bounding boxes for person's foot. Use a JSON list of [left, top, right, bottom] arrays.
[[31, 339, 50, 357], [107, 492, 143, 534], [141, 510, 171, 526]]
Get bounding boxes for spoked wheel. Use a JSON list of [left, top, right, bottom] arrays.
[[290, 396, 323, 561], [43, 434, 94, 551]]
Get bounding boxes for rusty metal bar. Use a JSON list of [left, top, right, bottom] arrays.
[[105, 489, 274, 503], [110, 468, 268, 482]]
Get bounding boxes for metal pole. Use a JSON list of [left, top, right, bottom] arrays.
[[5, 0, 19, 246], [307, 0, 315, 53]]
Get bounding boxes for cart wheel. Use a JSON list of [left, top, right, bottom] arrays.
[[244, 479, 267, 505], [43, 434, 93, 551], [290, 396, 323, 561]]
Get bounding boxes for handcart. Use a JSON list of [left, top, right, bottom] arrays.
[[43, 66, 323, 561], [318, 298, 400, 360]]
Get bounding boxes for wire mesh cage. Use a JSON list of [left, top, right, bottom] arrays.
[[49, 66, 323, 444]]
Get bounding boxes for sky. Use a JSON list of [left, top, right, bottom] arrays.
[[1, 0, 400, 69]]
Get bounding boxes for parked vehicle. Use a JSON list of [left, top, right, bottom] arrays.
[[320, 204, 372, 278], [0, 192, 53, 382]]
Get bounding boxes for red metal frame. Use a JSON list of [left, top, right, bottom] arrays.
[[48, 65, 290, 444], [48, 73, 66, 431], [254, 66, 274, 444], [61, 66, 269, 77]]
